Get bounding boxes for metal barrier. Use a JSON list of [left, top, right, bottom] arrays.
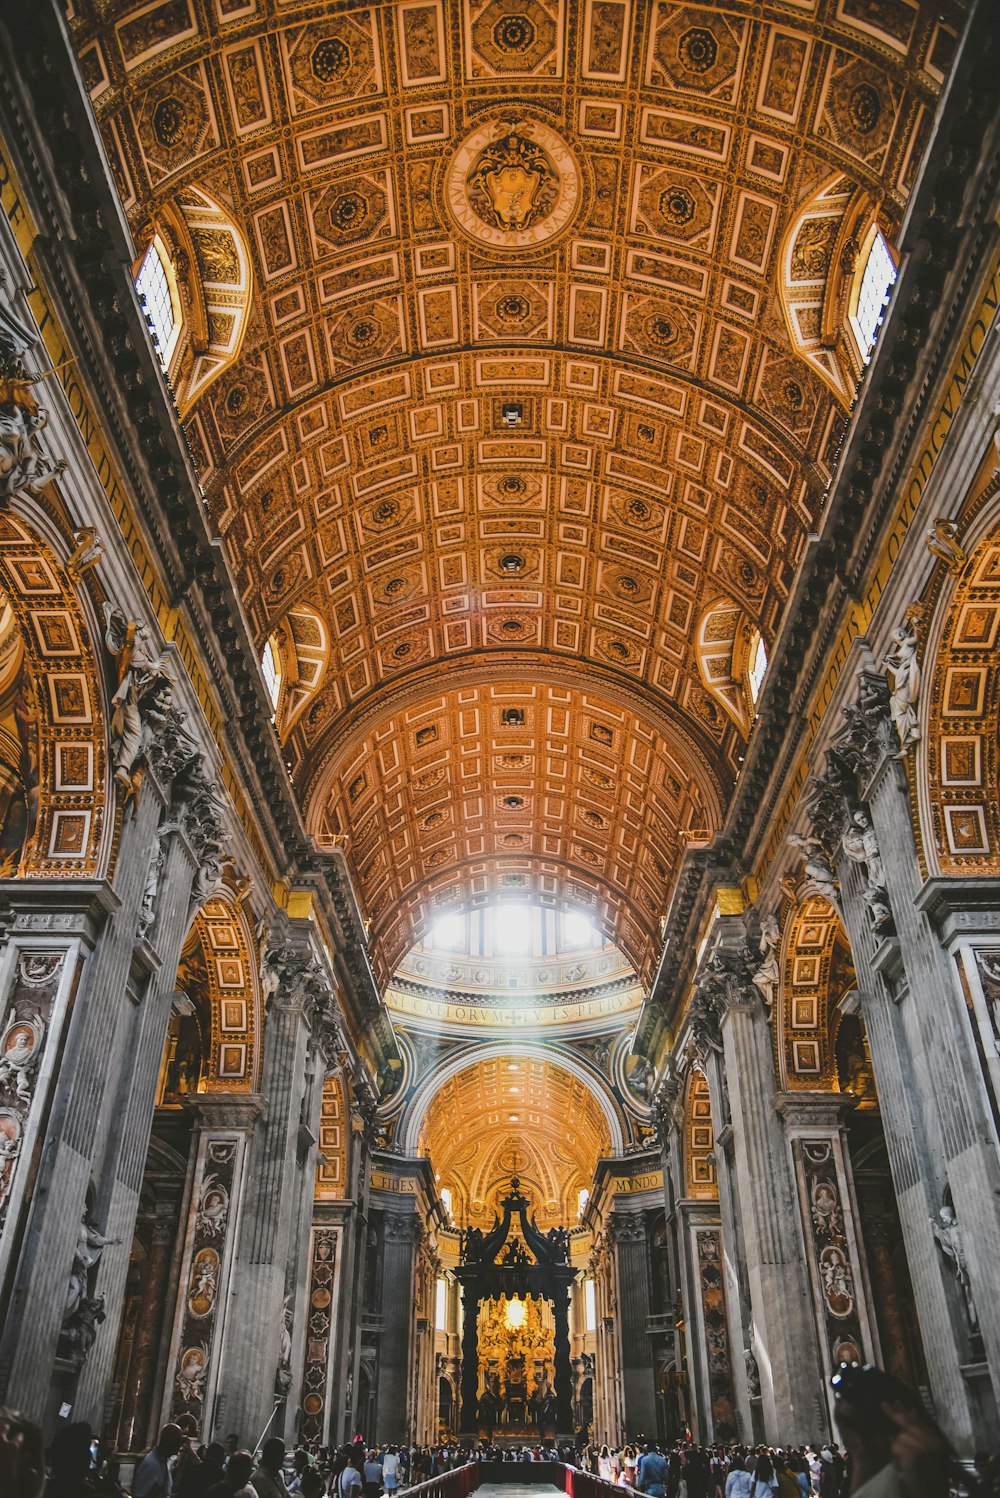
[[403, 1463, 482, 1498]]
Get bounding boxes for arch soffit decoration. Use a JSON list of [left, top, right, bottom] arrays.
[[694, 595, 759, 735], [190, 893, 263, 1092], [776, 893, 845, 1091], [316, 1070, 348, 1201], [401, 1040, 625, 1160], [684, 1067, 717, 1202], [921, 522, 1000, 878], [0, 511, 108, 877]]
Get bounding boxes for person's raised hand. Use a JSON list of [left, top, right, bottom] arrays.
[[881, 1402, 952, 1498]]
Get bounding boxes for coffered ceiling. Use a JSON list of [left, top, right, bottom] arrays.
[[418, 1053, 613, 1226], [70, 0, 958, 982]]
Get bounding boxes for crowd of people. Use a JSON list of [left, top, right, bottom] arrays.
[[1, 1364, 996, 1498]]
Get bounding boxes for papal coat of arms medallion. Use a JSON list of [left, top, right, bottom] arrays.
[[445, 118, 581, 248]]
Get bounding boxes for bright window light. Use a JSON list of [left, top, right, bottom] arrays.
[[853, 231, 896, 358], [494, 904, 532, 954], [440, 1186, 452, 1217], [136, 242, 178, 369], [435, 1278, 447, 1332], [584, 1279, 597, 1333], [261, 637, 281, 710], [429, 911, 465, 949], [748, 634, 768, 704], [577, 1187, 590, 1216], [561, 910, 597, 950]]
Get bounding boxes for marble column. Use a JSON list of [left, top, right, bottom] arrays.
[[0, 720, 219, 1427], [693, 1053, 756, 1443], [704, 929, 827, 1443], [160, 1096, 263, 1440], [608, 1212, 657, 1438], [814, 678, 1000, 1449], [459, 1278, 479, 1434], [211, 941, 329, 1447], [377, 1207, 421, 1441], [117, 1201, 180, 1452], [776, 1093, 879, 1429]]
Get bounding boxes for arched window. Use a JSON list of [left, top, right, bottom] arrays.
[[260, 636, 282, 712], [850, 228, 897, 361], [135, 239, 181, 369], [748, 632, 768, 704]]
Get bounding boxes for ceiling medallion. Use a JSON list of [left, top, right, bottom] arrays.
[[446, 118, 580, 249]]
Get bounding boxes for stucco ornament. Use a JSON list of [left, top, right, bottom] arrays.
[[103, 604, 175, 802]]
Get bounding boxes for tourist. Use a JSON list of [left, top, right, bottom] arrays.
[[363, 1448, 383, 1497], [250, 1439, 288, 1498], [0, 1408, 44, 1498], [46, 1421, 96, 1498], [338, 1449, 363, 1498], [636, 1442, 670, 1497], [205, 1452, 256, 1498], [133, 1425, 186, 1498], [287, 1452, 312, 1495], [751, 1454, 777, 1498], [178, 1443, 227, 1498], [725, 1460, 756, 1498], [619, 1445, 638, 1488], [382, 1446, 400, 1494]]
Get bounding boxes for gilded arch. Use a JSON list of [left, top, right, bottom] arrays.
[[0, 511, 107, 876], [923, 524, 1000, 875], [191, 894, 262, 1091], [316, 1071, 348, 1200], [683, 1068, 717, 1202]]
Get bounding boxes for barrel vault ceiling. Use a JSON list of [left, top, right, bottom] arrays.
[[70, 0, 959, 987]]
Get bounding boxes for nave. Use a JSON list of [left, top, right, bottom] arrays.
[[0, 0, 999, 1494]]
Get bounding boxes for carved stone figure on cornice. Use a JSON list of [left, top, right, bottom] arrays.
[[751, 912, 781, 1012], [882, 608, 922, 758], [0, 275, 65, 504], [841, 810, 893, 934], [103, 604, 176, 803], [925, 518, 967, 575], [183, 777, 227, 909], [147, 705, 201, 788], [788, 832, 841, 913], [66, 526, 104, 579]]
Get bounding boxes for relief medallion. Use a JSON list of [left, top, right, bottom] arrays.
[[445, 118, 580, 248]]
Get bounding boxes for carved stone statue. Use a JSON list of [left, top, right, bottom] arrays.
[[882, 611, 921, 757], [65, 1209, 120, 1321], [137, 826, 168, 942], [751, 913, 781, 1009], [60, 1294, 106, 1369], [103, 605, 175, 800], [275, 1299, 293, 1397], [931, 1204, 977, 1329], [788, 832, 840, 911], [841, 810, 892, 932]]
